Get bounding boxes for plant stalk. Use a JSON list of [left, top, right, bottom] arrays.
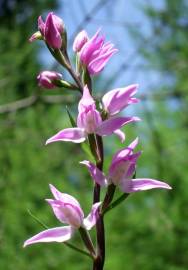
[[79, 227, 96, 259], [91, 135, 105, 270]]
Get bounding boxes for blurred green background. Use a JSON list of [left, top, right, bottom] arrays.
[[0, 0, 188, 269]]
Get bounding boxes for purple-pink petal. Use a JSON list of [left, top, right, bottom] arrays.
[[45, 13, 62, 49], [46, 200, 84, 227], [102, 84, 139, 115], [37, 71, 62, 89], [120, 178, 172, 193], [80, 29, 117, 76], [78, 85, 95, 113], [51, 14, 64, 33], [77, 109, 102, 134], [88, 49, 118, 75], [113, 129, 126, 142], [73, 30, 89, 52], [111, 137, 139, 165], [49, 184, 81, 206], [83, 202, 101, 230], [96, 117, 140, 137], [80, 160, 108, 186], [128, 97, 140, 105], [46, 128, 86, 144], [23, 226, 74, 247], [80, 29, 102, 64], [38, 16, 45, 35]]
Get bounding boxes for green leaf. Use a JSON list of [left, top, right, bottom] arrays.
[[66, 106, 76, 127], [81, 142, 95, 162]]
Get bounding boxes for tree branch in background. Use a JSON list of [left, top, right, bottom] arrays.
[[0, 94, 74, 114]]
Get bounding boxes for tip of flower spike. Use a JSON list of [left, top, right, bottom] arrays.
[[49, 183, 54, 189], [132, 117, 141, 122], [45, 135, 58, 145], [132, 83, 139, 89], [165, 184, 172, 190], [130, 137, 139, 148], [45, 139, 50, 145], [49, 183, 58, 195], [45, 198, 53, 204], [23, 239, 32, 248], [79, 160, 89, 166], [29, 31, 42, 42]]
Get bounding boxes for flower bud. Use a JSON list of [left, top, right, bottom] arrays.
[[45, 12, 64, 49], [29, 31, 43, 42], [73, 30, 89, 52], [37, 71, 62, 89], [29, 12, 65, 49]]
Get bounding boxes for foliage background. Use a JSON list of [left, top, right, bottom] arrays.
[[0, 0, 187, 269]]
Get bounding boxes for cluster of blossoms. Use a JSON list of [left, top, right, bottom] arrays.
[[25, 12, 171, 270]]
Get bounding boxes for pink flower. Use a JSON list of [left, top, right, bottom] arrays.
[[46, 86, 140, 144], [79, 29, 118, 76], [73, 30, 89, 52], [102, 84, 139, 116], [29, 12, 64, 49], [102, 84, 140, 142], [37, 71, 62, 89], [81, 138, 172, 193], [23, 184, 101, 247]]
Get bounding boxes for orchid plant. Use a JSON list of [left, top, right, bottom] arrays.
[[24, 12, 171, 270]]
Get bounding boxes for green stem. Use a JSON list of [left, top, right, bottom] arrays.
[[46, 45, 83, 93], [91, 135, 105, 270], [102, 193, 130, 215], [88, 134, 101, 172], [27, 209, 48, 229], [64, 242, 92, 259], [82, 67, 92, 92], [53, 79, 79, 90], [63, 50, 84, 93], [101, 184, 116, 213], [66, 65, 83, 93], [79, 227, 96, 259]]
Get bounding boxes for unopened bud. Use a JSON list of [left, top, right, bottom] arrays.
[[29, 31, 43, 42], [73, 30, 89, 52], [29, 12, 65, 49], [44, 12, 64, 49], [37, 71, 62, 89]]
